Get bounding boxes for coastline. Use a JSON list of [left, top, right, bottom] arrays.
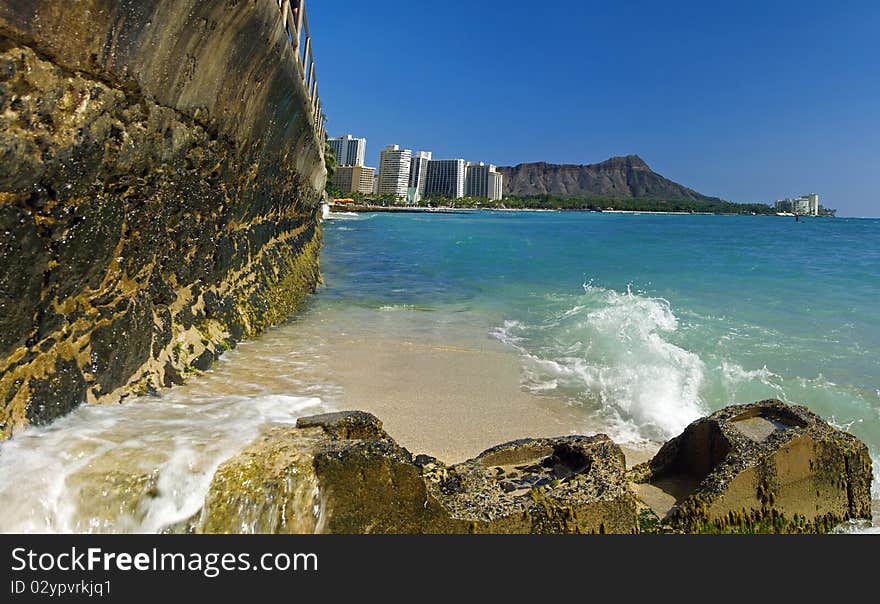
[[329, 204, 791, 216], [313, 326, 659, 466]]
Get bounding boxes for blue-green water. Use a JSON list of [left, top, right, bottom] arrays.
[[1, 210, 876, 533], [321, 211, 879, 488]]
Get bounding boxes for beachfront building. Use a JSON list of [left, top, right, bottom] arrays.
[[378, 145, 412, 200], [489, 170, 504, 201], [328, 134, 367, 167], [465, 162, 504, 200], [804, 193, 820, 215], [424, 158, 466, 199], [332, 165, 375, 195], [408, 151, 432, 203], [775, 193, 819, 215]]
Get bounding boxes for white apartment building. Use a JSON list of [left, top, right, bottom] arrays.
[[328, 134, 367, 167], [775, 193, 819, 215], [378, 145, 412, 200], [805, 193, 820, 215], [424, 159, 466, 199], [465, 162, 504, 200], [408, 151, 432, 203]]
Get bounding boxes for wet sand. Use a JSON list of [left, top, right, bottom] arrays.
[[320, 333, 659, 465]]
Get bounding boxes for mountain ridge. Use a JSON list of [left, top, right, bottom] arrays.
[[498, 155, 716, 201]]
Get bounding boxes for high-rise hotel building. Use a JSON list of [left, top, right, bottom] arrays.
[[328, 134, 367, 167], [465, 162, 504, 200], [408, 151, 432, 203], [424, 159, 466, 199], [775, 193, 820, 215], [378, 145, 412, 200], [488, 171, 504, 201]]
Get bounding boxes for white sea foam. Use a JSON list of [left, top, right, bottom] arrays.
[[379, 304, 416, 311], [715, 361, 788, 401], [496, 283, 880, 530], [491, 320, 525, 345], [720, 361, 780, 385], [0, 391, 327, 533], [495, 285, 706, 442]]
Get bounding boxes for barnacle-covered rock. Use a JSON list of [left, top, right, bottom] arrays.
[[632, 399, 873, 533]]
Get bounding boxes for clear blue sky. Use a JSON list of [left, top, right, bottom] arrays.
[[308, 1, 879, 216]]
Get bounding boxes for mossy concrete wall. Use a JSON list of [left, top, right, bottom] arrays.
[[0, 0, 326, 436]]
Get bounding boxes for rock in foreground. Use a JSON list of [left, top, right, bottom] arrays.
[[420, 435, 637, 534], [197, 402, 873, 534], [199, 411, 637, 533], [632, 399, 873, 533]]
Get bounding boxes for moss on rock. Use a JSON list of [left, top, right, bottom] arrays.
[[638, 400, 873, 534], [198, 411, 638, 534], [195, 404, 873, 535], [0, 0, 326, 434]]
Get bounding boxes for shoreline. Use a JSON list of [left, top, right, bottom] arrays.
[[329, 204, 798, 216], [310, 323, 660, 466]]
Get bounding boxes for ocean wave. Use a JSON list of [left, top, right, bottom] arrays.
[[378, 304, 434, 312], [720, 362, 780, 384], [494, 284, 706, 442], [714, 361, 787, 401], [0, 393, 327, 533], [496, 283, 880, 526]]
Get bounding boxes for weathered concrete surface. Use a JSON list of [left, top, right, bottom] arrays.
[[632, 399, 873, 533], [199, 411, 638, 534], [0, 1, 325, 436]]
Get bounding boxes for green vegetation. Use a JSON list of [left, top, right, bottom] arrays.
[[334, 192, 780, 215], [496, 195, 778, 214], [329, 189, 840, 216], [324, 142, 340, 197]]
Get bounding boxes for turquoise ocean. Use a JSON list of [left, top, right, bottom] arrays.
[[320, 210, 879, 498], [0, 209, 877, 532]]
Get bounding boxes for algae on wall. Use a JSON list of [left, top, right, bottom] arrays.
[[0, 0, 326, 436]]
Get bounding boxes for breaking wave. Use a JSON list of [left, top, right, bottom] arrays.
[[493, 281, 880, 530], [493, 284, 706, 442], [0, 383, 328, 533]]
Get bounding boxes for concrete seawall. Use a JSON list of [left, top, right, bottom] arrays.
[[0, 0, 326, 436]]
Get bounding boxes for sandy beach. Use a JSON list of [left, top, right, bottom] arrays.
[[318, 331, 658, 466]]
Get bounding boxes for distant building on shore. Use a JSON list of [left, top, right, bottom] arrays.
[[378, 145, 412, 200], [489, 171, 503, 201], [425, 158, 466, 199], [776, 193, 819, 215], [408, 151, 432, 203], [465, 162, 504, 200], [332, 165, 375, 195], [328, 134, 367, 167]]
